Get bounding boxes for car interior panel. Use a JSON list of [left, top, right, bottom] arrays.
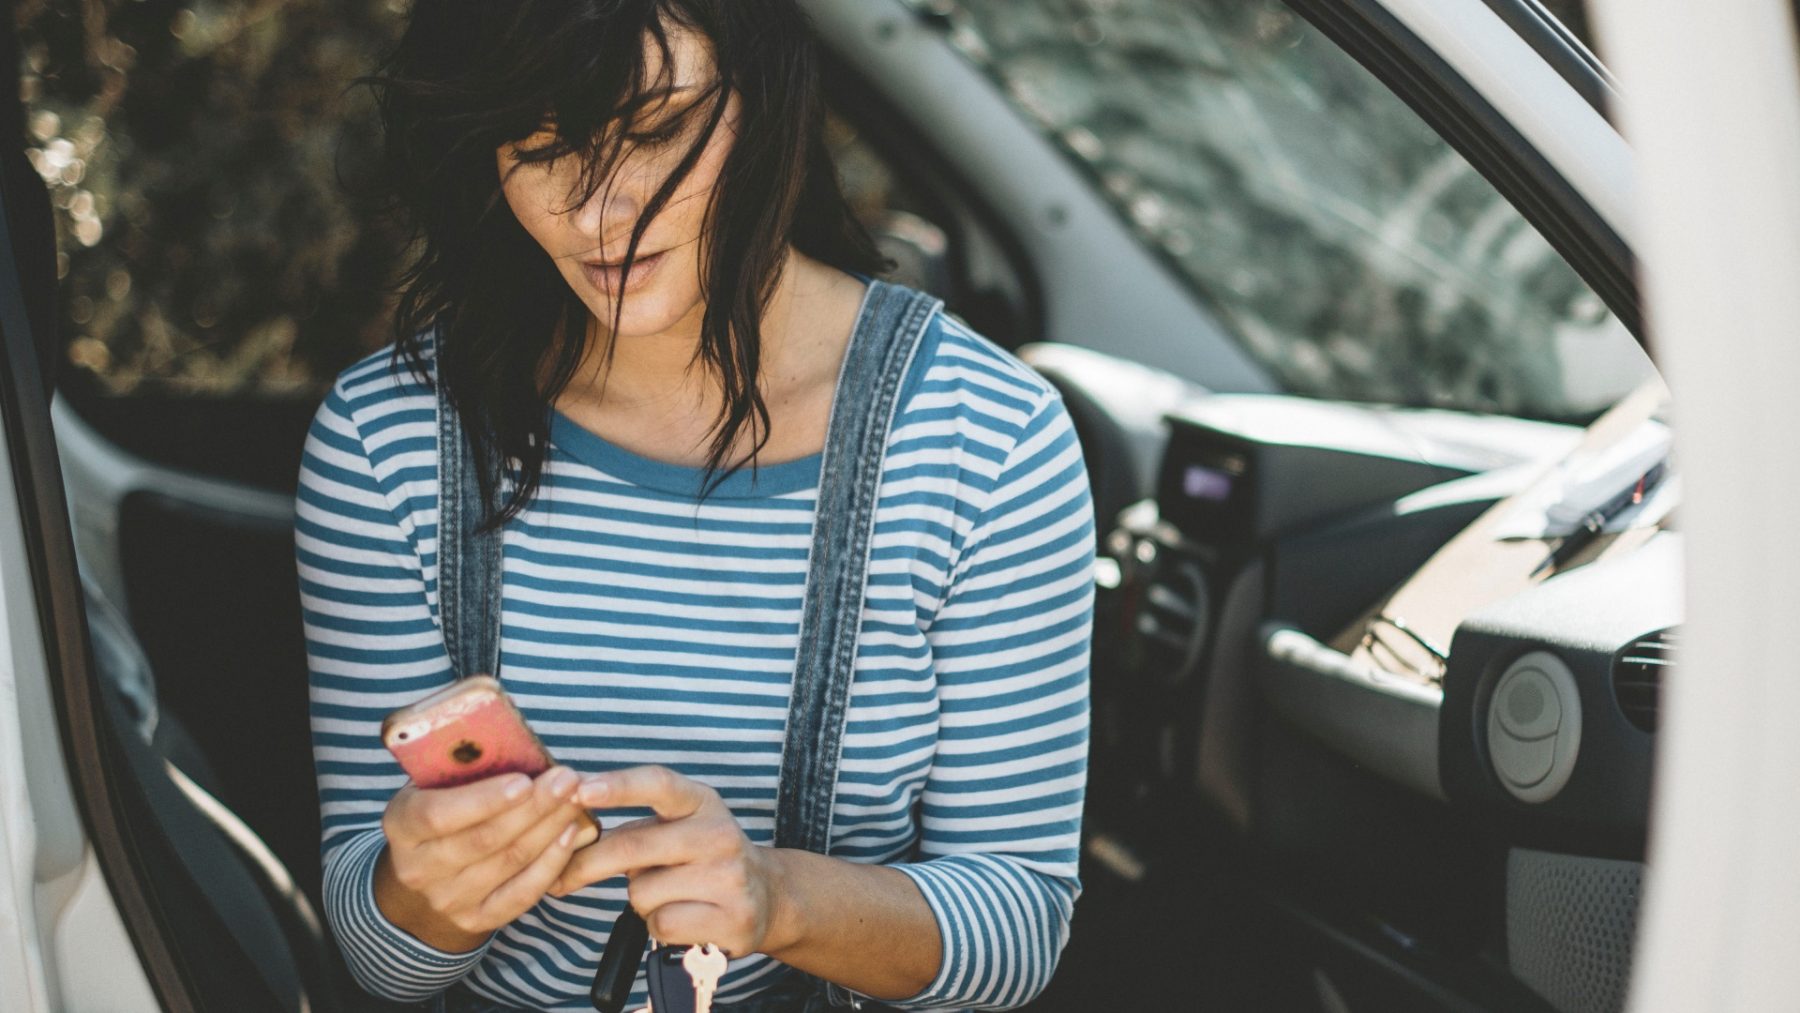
[[83, 566, 329, 1013]]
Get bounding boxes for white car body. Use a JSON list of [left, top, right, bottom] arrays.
[[1590, 1, 1800, 1008]]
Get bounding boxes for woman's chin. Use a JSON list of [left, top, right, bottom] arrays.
[[584, 289, 700, 339]]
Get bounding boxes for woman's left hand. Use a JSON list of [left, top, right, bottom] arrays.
[[549, 765, 789, 959]]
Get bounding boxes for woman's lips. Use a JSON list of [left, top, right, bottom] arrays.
[[582, 249, 665, 294]]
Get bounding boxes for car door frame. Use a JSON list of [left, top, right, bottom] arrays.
[[0, 12, 184, 1009], [1287, 0, 1642, 339], [1588, 1, 1800, 1009]]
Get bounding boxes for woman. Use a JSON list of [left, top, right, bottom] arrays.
[[296, 1, 1095, 1010]]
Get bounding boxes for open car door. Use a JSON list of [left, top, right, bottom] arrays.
[[0, 8, 346, 1011]]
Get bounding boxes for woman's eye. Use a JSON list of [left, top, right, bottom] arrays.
[[627, 122, 686, 151]]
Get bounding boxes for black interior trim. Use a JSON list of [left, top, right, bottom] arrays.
[[0, 68, 198, 1013], [58, 384, 322, 495], [1282, 0, 1645, 351]]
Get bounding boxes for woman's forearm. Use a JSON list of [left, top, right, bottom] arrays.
[[758, 847, 942, 1002]]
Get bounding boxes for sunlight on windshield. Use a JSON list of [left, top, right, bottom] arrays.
[[921, 0, 1651, 421]]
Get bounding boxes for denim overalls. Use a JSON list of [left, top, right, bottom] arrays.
[[425, 278, 941, 1013]]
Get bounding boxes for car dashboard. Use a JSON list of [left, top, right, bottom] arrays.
[[1023, 341, 1675, 1013]]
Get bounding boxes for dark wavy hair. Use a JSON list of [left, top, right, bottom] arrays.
[[351, 0, 887, 528]]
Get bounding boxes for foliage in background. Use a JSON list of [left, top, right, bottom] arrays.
[[15, 0, 407, 399]]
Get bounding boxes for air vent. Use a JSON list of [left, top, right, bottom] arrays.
[[1132, 550, 1210, 690], [1612, 627, 1677, 733]]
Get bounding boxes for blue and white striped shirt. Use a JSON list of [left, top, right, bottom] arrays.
[[296, 302, 1096, 1011]]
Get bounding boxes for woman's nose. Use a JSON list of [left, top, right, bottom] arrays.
[[575, 175, 646, 247]]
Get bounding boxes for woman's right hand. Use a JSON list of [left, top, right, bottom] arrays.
[[372, 765, 589, 953]]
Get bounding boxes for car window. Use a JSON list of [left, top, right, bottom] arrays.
[[921, 0, 1651, 422]]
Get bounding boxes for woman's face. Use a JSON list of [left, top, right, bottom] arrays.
[[497, 24, 737, 341]]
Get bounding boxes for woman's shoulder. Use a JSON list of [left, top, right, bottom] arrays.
[[319, 326, 439, 420], [920, 308, 1061, 408], [304, 327, 441, 485], [907, 302, 1070, 454]]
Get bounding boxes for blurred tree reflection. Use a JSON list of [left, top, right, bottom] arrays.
[[16, 0, 406, 399], [928, 0, 1643, 421]]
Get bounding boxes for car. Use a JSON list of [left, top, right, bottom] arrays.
[[0, 0, 1770, 1010]]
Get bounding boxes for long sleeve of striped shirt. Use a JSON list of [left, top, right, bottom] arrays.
[[880, 390, 1097, 1011], [297, 375, 485, 1001]]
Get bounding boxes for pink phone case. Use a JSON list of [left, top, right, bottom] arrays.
[[381, 676, 600, 841]]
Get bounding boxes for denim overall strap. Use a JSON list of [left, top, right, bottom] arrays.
[[428, 283, 942, 1013], [433, 337, 505, 683], [753, 279, 941, 1013]]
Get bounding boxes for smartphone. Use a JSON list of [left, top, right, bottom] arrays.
[[381, 675, 600, 846]]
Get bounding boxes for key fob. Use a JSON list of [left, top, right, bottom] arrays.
[[645, 945, 698, 1013]]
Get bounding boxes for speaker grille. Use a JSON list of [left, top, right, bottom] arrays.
[[1507, 849, 1643, 1013], [1612, 627, 1676, 733]]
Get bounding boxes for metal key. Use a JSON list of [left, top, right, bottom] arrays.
[[682, 942, 728, 1013]]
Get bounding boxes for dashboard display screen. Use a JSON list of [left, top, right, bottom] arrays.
[[1182, 464, 1237, 503], [1157, 429, 1254, 546]]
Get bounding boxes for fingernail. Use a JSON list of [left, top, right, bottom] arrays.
[[548, 767, 578, 797], [558, 823, 576, 848], [503, 776, 531, 801], [578, 778, 609, 803]]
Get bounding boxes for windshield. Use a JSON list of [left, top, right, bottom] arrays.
[[921, 0, 1652, 422]]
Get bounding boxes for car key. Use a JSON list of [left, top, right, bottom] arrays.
[[644, 944, 699, 1013], [683, 943, 727, 1013]]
